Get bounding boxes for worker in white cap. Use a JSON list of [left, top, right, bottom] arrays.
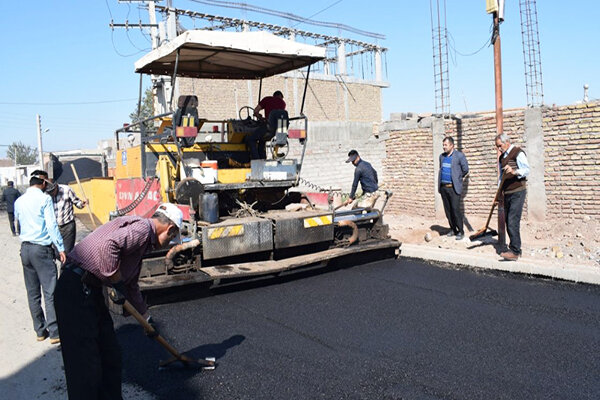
[[54, 203, 184, 400]]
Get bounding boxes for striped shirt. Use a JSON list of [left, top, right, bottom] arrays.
[[53, 184, 85, 226], [68, 216, 157, 314]]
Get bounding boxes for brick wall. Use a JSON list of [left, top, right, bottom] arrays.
[[383, 125, 433, 216], [383, 102, 600, 221], [543, 103, 600, 219], [178, 74, 382, 123]]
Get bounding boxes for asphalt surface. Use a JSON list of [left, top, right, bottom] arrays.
[[114, 258, 600, 400]]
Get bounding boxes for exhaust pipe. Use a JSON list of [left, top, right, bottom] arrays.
[[336, 220, 358, 245]]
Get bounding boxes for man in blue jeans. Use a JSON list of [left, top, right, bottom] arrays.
[[14, 170, 66, 344], [438, 136, 469, 240], [495, 133, 530, 261]]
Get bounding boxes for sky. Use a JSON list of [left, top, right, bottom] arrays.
[[1, 0, 599, 158]]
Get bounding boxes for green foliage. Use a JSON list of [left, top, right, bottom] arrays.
[[129, 87, 155, 132], [7, 141, 37, 165]]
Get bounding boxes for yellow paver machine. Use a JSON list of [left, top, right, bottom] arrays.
[[101, 29, 399, 291]]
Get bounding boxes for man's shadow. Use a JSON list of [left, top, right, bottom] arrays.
[[116, 322, 245, 400]]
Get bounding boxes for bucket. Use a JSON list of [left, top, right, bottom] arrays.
[[202, 193, 219, 223], [193, 160, 218, 184]]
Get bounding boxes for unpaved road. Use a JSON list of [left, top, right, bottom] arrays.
[[0, 213, 154, 399]]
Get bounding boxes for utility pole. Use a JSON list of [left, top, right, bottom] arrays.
[[490, 3, 506, 247], [36, 114, 44, 171]]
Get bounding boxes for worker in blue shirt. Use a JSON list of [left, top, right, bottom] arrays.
[[343, 149, 379, 208], [14, 170, 66, 344], [438, 136, 469, 240]]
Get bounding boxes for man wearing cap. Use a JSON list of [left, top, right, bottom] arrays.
[[343, 150, 379, 208], [14, 170, 66, 345], [246, 90, 288, 159], [1, 180, 21, 235], [54, 203, 183, 400]]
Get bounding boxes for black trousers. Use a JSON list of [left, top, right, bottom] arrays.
[[59, 220, 77, 254], [504, 189, 526, 255], [440, 185, 464, 235], [55, 267, 122, 400], [8, 211, 19, 234]]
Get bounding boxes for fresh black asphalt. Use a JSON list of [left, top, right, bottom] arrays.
[[115, 258, 600, 399]]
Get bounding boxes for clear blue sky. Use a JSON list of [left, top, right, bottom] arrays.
[[1, 1, 598, 157]]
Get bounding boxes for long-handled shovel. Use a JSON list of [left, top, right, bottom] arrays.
[[123, 301, 215, 370], [469, 175, 506, 241], [70, 164, 97, 229]]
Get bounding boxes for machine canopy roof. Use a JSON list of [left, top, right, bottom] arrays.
[[134, 30, 326, 79]]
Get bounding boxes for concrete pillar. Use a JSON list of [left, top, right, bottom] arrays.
[[375, 48, 382, 82], [432, 117, 445, 218], [523, 107, 546, 221], [337, 41, 346, 75], [247, 80, 253, 108]]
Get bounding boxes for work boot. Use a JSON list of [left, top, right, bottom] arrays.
[[500, 251, 519, 261], [49, 337, 61, 345], [37, 330, 49, 342]]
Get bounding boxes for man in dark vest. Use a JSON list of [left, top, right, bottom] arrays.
[[495, 133, 530, 261], [438, 136, 469, 240]]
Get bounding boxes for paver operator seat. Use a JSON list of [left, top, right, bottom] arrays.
[[173, 95, 201, 147]]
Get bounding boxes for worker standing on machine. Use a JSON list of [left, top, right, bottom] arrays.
[[54, 203, 183, 400], [246, 90, 287, 159]]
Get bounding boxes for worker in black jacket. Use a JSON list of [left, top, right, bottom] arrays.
[[2, 181, 21, 235]]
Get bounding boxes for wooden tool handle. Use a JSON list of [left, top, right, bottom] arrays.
[[482, 174, 507, 229], [122, 301, 184, 361], [70, 164, 97, 229]]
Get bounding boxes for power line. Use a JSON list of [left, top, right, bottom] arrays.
[[291, 0, 344, 28], [0, 98, 138, 106], [188, 0, 384, 39]]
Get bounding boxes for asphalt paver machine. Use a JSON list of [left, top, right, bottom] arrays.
[[110, 29, 399, 291]]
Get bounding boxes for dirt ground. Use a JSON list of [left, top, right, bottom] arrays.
[[385, 212, 600, 268], [0, 213, 153, 399]]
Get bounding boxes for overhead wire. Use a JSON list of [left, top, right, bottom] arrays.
[[105, 0, 148, 57], [291, 0, 344, 29], [0, 98, 138, 106], [187, 0, 384, 39]]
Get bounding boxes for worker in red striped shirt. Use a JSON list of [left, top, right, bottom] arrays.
[[54, 203, 183, 400]]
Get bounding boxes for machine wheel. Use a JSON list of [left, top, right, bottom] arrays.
[[175, 178, 205, 210]]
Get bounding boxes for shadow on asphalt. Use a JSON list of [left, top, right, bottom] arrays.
[[117, 320, 245, 400]]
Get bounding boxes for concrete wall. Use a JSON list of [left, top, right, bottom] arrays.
[[382, 101, 600, 221], [288, 121, 386, 195]]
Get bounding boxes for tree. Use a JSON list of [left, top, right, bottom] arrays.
[[7, 141, 37, 165], [129, 87, 155, 132]]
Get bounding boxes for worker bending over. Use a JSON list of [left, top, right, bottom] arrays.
[[54, 203, 183, 400]]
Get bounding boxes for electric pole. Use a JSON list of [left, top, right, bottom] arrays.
[[36, 114, 44, 171], [488, 0, 506, 248]]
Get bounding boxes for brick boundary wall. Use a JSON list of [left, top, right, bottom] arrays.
[[178, 74, 383, 123], [382, 102, 600, 221], [543, 103, 600, 219]]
